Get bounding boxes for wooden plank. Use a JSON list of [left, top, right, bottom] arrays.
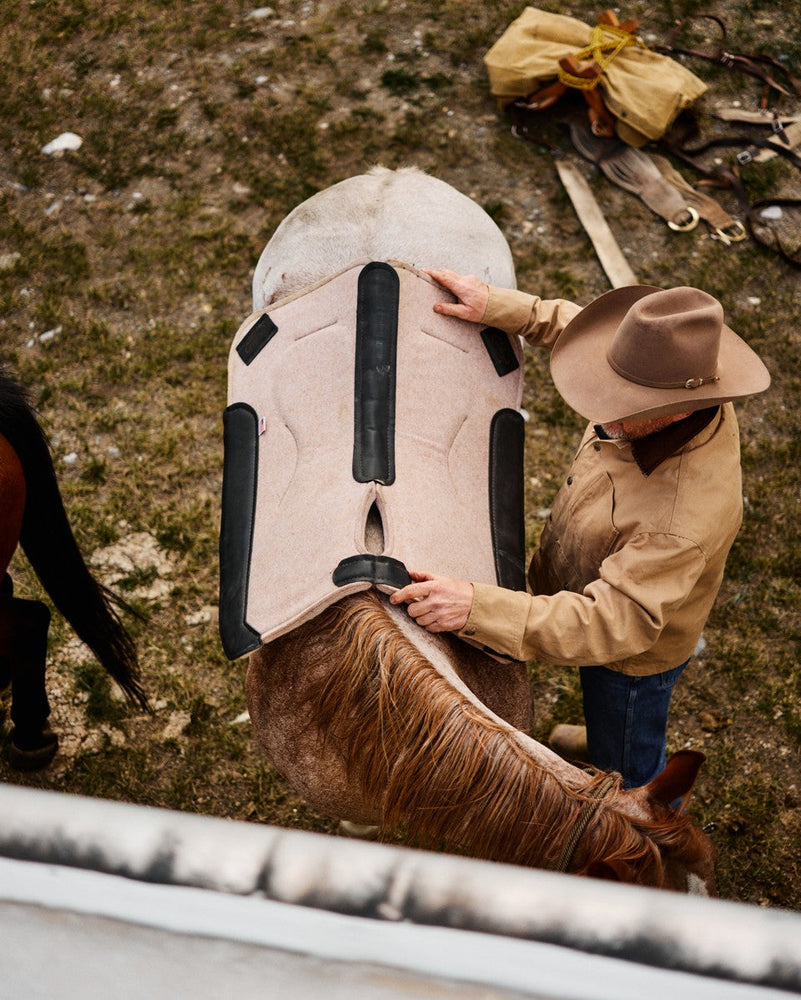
[[554, 158, 638, 288]]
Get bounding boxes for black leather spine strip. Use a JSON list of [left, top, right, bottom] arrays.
[[218, 403, 262, 659], [480, 326, 520, 377], [353, 262, 399, 485], [332, 554, 412, 590], [488, 408, 527, 591], [236, 313, 278, 366]]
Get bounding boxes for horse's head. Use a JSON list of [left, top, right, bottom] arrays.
[[582, 750, 717, 895]]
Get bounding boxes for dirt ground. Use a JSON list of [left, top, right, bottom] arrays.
[[0, 1, 799, 910]]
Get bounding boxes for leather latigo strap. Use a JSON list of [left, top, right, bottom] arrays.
[[566, 115, 742, 236], [664, 127, 801, 264]]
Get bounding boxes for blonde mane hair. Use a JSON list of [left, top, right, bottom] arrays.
[[294, 592, 703, 885]]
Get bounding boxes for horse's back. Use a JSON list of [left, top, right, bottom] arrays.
[[252, 167, 516, 309]]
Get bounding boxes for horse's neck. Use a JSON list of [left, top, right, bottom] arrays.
[[387, 603, 657, 831], [387, 602, 595, 791]]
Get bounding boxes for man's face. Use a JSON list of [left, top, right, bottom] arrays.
[[600, 412, 692, 441]]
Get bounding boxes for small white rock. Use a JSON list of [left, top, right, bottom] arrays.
[[184, 608, 212, 627], [0, 252, 21, 271], [41, 131, 83, 154], [63, 452, 78, 465], [759, 205, 783, 220], [162, 710, 192, 740]]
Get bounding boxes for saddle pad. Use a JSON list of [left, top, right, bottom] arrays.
[[219, 261, 526, 659]]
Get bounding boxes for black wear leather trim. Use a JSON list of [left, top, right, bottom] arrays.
[[218, 403, 261, 659], [332, 554, 412, 590], [236, 314, 278, 366], [488, 408, 527, 591], [481, 326, 521, 377], [353, 262, 399, 485]]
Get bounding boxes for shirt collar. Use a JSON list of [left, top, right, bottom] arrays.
[[594, 407, 720, 476]]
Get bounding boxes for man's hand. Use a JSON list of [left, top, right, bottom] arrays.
[[423, 269, 489, 323], [390, 571, 474, 633]]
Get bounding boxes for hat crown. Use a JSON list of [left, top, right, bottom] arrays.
[[607, 287, 723, 390]]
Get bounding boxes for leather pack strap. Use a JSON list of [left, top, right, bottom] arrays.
[[658, 15, 801, 101]]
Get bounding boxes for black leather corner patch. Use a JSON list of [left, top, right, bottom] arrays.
[[236, 313, 278, 366], [353, 262, 399, 485], [488, 408, 526, 591], [218, 403, 262, 659], [481, 327, 520, 377], [332, 554, 412, 590]]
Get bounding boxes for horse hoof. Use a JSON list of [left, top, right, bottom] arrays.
[[8, 728, 59, 771]]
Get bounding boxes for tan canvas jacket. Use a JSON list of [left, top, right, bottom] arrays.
[[458, 286, 744, 675]]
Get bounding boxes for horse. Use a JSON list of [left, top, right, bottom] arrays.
[[241, 167, 716, 893], [0, 366, 148, 770]]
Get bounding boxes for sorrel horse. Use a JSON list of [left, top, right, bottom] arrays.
[[241, 167, 716, 893], [0, 367, 148, 769]]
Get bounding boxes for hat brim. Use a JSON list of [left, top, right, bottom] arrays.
[[550, 285, 771, 423]]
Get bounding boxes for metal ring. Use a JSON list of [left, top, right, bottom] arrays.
[[717, 220, 747, 243], [667, 206, 700, 232]]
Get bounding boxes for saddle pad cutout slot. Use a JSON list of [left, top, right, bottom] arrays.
[[364, 499, 385, 555], [236, 314, 278, 366]]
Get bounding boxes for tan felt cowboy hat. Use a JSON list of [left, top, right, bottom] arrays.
[[550, 285, 771, 423]]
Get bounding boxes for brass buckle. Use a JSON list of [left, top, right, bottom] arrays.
[[667, 206, 700, 232], [711, 220, 747, 246]]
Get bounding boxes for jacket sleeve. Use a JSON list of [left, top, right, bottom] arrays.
[[458, 531, 708, 666], [482, 286, 582, 348]]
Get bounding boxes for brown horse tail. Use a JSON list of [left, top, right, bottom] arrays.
[[0, 367, 149, 711], [304, 590, 673, 876]]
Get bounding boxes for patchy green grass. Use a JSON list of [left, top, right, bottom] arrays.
[[0, 0, 799, 913]]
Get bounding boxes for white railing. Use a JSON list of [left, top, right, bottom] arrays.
[[1, 783, 799, 999]]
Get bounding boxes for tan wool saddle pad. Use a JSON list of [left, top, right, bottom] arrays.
[[219, 261, 526, 659]]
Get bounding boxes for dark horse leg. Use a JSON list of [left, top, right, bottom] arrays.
[[0, 369, 147, 762], [0, 575, 57, 770]]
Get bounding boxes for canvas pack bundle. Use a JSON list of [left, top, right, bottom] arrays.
[[484, 7, 708, 147]]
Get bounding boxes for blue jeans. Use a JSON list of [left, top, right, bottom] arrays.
[[579, 659, 689, 789]]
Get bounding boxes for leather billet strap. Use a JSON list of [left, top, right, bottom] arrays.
[[664, 133, 801, 265], [657, 15, 801, 102]]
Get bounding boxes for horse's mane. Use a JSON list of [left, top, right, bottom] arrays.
[[297, 591, 699, 884]]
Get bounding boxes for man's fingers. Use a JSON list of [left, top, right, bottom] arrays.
[[390, 582, 430, 605]]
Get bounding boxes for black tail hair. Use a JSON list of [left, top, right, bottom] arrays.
[[0, 366, 148, 710]]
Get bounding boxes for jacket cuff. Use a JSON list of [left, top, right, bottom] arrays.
[[483, 286, 541, 337], [457, 582, 532, 660]]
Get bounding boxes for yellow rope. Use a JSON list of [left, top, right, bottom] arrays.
[[557, 23, 645, 91]]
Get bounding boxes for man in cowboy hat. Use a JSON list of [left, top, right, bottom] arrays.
[[391, 268, 770, 788]]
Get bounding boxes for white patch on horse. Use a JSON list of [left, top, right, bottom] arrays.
[[687, 872, 710, 897]]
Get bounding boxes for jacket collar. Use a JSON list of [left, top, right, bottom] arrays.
[[595, 406, 720, 476]]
